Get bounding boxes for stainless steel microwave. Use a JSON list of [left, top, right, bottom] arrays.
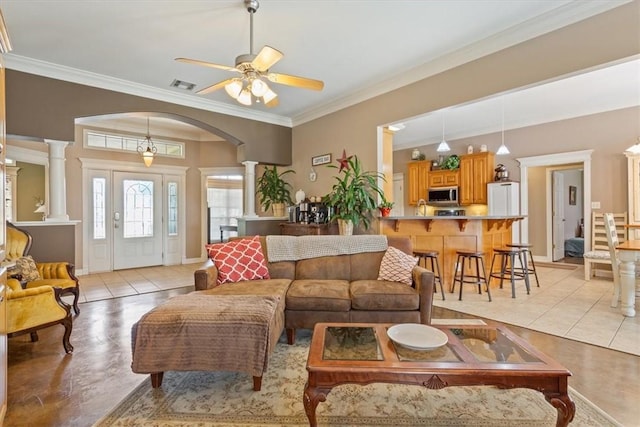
[[427, 186, 459, 206]]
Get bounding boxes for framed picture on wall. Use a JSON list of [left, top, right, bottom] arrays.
[[311, 153, 331, 166], [569, 186, 577, 205]]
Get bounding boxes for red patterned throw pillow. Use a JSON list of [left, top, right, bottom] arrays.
[[205, 236, 270, 285], [377, 246, 418, 285]]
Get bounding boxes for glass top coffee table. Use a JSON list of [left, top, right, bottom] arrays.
[[303, 322, 574, 427]]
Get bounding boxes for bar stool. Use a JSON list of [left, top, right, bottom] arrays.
[[413, 250, 445, 300], [489, 247, 531, 298], [451, 250, 491, 301], [506, 243, 540, 287]]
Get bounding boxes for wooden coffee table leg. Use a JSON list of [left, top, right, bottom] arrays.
[[543, 391, 575, 427], [303, 383, 330, 427]]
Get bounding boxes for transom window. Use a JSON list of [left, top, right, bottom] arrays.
[[84, 130, 185, 158]]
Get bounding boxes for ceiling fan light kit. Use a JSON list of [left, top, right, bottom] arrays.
[[175, 0, 323, 107]]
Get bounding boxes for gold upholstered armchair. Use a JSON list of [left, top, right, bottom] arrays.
[[7, 277, 74, 353], [6, 221, 81, 315]]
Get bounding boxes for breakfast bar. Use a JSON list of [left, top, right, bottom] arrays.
[[379, 215, 525, 290]]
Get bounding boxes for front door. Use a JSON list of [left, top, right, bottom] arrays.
[[113, 171, 163, 270]]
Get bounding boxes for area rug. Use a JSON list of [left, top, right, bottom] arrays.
[[94, 331, 620, 427]]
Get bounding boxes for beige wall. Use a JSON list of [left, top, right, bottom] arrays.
[[291, 3, 639, 189], [6, 71, 292, 165], [4, 1, 639, 267], [393, 107, 637, 216], [291, 2, 639, 237], [15, 161, 45, 222]]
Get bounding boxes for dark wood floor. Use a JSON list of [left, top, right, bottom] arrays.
[[5, 287, 639, 427]]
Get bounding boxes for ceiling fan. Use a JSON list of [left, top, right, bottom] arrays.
[[175, 0, 324, 107]]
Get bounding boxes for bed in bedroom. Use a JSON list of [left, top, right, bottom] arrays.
[[564, 237, 584, 258]]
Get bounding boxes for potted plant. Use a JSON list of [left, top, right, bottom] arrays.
[[256, 165, 295, 217], [325, 156, 385, 235], [378, 200, 394, 217]]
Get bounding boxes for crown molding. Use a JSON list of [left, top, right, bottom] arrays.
[[2, 1, 628, 129], [3, 54, 293, 128], [291, 0, 630, 127]]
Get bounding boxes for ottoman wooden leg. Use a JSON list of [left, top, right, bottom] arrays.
[[253, 375, 262, 391], [150, 372, 164, 388], [286, 328, 296, 345]]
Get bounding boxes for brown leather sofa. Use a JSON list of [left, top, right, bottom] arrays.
[[195, 236, 435, 344]]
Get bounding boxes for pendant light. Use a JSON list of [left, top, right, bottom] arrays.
[[137, 117, 157, 167], [496, 99, 510, 155], [437, 113, 451, 152]]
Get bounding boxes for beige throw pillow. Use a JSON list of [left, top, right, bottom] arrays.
[[14, 255, 41, 282], [377, 246, 418, 285]]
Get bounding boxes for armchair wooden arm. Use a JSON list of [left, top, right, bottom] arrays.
[[7, 279, 74, 353], [25, 262, 81, 315], [411, 265, 435, 325]]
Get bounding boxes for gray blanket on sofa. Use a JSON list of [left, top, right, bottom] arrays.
[[265, 235, 388, 262]]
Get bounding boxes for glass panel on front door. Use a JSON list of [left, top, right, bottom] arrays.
[[123, 179, 154, 238]]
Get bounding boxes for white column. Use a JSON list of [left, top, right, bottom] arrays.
[[242, 160, 258, 218], [44, 139, 69, 221]]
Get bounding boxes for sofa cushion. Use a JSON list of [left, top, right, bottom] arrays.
[[286, 279, 351, 311], [377, 246, 418, 285], [206, 236, 270, 285], [350, 280, 420, 311], [349, 251, 385, 281], [296, 256, 351, 281]]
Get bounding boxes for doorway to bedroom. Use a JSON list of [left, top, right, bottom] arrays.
[[552, 167, 585, 265]]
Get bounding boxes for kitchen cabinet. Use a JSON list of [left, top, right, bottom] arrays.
[[407, 161, 429, 205], [428, 169, 459, 188], [460, 152, 495, 205]]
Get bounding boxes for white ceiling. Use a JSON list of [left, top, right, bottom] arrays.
[[1, 0, 637, 144]]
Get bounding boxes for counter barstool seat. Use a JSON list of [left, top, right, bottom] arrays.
[[451, 250, 491, 302], [489, 247, 531, 298], [506, 243, 539, 287], [413, 249, 445, 300]]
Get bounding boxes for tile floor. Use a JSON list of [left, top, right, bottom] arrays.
[[74, 260, 639, 357], [77, 263, 198, 302], [433, 262, 639, 356], [9, 261, 636, 427]]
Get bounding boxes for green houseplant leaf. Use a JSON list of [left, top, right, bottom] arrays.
[[325, 156, 385, 230], [256, 165, 295, 211]]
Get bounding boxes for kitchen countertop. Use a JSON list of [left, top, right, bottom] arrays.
[[382, 215, 525, 220]]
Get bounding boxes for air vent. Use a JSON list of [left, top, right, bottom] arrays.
[[170, 79, 196, 91]]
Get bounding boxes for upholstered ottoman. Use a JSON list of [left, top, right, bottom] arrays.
[[131, 290, 283, 391]]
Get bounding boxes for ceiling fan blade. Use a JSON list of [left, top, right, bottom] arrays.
[[252, 46, 284, 72], [196, 78, 235, 95], [265, 97, 279, 108], [267, 73, 324, 91], [175, 57, 239, 73]]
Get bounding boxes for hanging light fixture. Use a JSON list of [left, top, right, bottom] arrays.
[[137, 117, 157, 167], [221, 1, 278, 107], [437, 113, 451, 152], [496, 99, 510, 155]]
